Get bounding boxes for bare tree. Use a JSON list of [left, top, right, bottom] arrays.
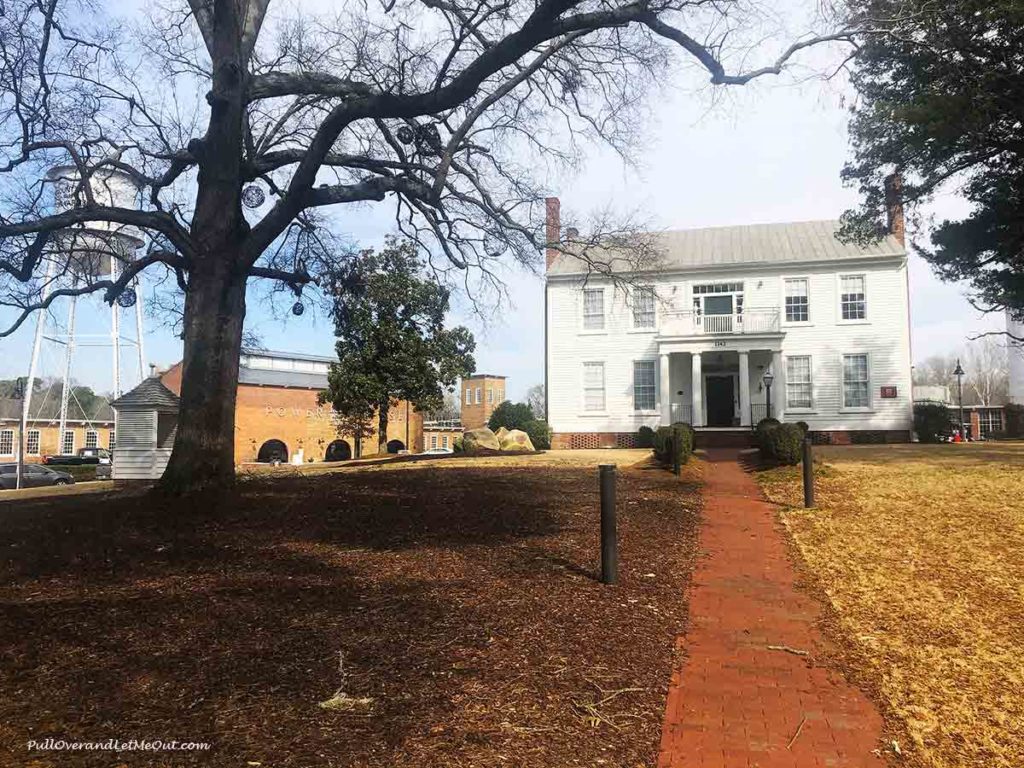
[[0, 0, 856, 492], [526, 383, 545, 417], [964, 337, 1008, 406]]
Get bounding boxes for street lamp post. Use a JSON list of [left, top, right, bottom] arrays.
[[14, 378, 26, 490], [954, 358, 965, 440], [762, 370, 775, 420]]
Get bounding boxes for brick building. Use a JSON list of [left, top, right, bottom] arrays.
[[460, 374, 506, 430], [0, 396, 114, 463], [160, 348, 423, 463]]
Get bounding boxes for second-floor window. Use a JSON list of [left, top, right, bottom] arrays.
[[27, 429, 41, 456], [633, 361, 656, 410], [85, 430, 99, 449], [0, 429, 13, 455], [786, 356, 812, 409], [487, 388, 493, 404], [843, 354, 870, 408], [840, 275, 867, 320], [475, 387, 482, 404], [784, 278, 809, 322], [583, 288, 605, 330], [465, 387, 472, 405], [583, 362, 605, 411], [633, 286, 655, 328]]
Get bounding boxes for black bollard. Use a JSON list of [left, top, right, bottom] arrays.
[[802, 437, 815, 508], [599, 464, 618, 585]]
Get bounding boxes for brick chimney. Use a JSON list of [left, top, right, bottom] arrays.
[[884, 173, 905, 246], [545, 196, 561, 270]]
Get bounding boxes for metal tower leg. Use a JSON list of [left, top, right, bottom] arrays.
[[134, 280, 146, 382], [111, 263, 122, 399], [58, 294, 78, 440]]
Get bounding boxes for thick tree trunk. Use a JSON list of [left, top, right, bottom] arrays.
[[378, 400, 390, 455], [159, 258, 248, 492]]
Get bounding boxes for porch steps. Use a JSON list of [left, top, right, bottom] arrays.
[[694, 429, 754, 449]]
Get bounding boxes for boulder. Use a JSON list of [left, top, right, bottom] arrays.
[[463, 428, 501, 451], [499, 429, 535, 452], [495, 426, 510, 441]]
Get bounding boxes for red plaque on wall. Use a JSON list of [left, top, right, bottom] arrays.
[[880, 386, 898, 399]]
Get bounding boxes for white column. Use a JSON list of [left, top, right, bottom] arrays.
[[738, 351, 751, 427], [660, 353, 671, 425], [691, 352, 703, 427], [771, 350, 784, 421]]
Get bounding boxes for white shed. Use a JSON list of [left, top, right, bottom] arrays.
[[109, 376, 180, 481]]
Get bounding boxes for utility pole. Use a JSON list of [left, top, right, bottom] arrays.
[[15, 378, 27, 491]]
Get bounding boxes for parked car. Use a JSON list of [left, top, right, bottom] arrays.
[[0, 463, 76, 490], [42, 447, 111, 466], [420, 447, 454, 455]]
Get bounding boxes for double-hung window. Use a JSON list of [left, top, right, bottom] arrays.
[[786, 357, 813, 409], [475, 387, 482, 404], [840, 275, 867, 320], [431, 434, 438, 449], [85, 430, 99, 449], [583, 362, 606, 411], [27, 429, 41, 456], [465, 387, 472, 405], [583, 289, 605, 330], [632, 287, 655, 328], [61, 429, 75, 454], [109, 430, 116, 450], [784, 278, 809, 323], [0, 429, 13, 456], [842, 354, 870, 408], [633, 361, 656, 411]]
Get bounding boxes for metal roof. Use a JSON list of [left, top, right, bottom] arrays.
[[110, 377, 180, 411], [238, 367, 329, 390], [546, 220, 905, 277], [240, 347, 336, 363]]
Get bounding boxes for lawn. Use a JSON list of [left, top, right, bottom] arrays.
[[758, 442, 1024, 768], [0, 450, 700, 767]]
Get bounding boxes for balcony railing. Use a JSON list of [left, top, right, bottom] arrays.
[[671, 403, 693, 424], [660, 308, 780, 336]]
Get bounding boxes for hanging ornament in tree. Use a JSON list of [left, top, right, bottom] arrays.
[[414, 123, 443, 156], [241, 184, 266, 209], [116, 288, 137, 308], [291, 300, 305, 316], [396, 125, 416, 145], [483, 233, 505, 258]]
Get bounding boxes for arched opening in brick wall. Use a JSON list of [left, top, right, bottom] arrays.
[[325, 440, 352, 462], [257, 439, 289, 463], [386, 439, 405, 454]]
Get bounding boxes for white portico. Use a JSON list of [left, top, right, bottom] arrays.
[[657, 317, 785, 428]]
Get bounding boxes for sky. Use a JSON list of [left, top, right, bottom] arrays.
[[0, 8, 1009, 401]]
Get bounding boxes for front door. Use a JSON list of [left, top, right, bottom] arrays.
[[706, 375, 736, 427]]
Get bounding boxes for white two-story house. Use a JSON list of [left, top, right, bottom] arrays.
[[543, 197, 914, 448]]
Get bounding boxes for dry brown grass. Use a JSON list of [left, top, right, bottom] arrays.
[[757, 442, 1024, 768]]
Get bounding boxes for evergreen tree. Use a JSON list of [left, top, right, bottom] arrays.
[[321, 240, 475, 454]]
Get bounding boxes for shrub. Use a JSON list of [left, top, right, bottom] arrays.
[[637, 425, 655, 448], [914, 402, 950, 443], [653, 426, 673, 462], [754, 417, 780, 450], [453, 437, 464, 453], [652, 423, 693, 466], [1006, 403, 1024, 438], [488, 401, 535, 432], [673, 422, 696, 453], [764, 423, 804, 465], [522, 419, 552, 450], [795, 420, 809, 435]]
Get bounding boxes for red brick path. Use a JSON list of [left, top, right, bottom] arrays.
[[658, 450, 886, 768]]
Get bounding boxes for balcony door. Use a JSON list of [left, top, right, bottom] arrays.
[[702, 294, 734, 315], [693, 282, 744, 334]]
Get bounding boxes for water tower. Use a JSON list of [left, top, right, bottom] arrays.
[[21, 166, 147, 447], [1010, 310, 1024, 405]]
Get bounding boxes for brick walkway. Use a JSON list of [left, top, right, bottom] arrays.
[[658, 449, 886, 768]]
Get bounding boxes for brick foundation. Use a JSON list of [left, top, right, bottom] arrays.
[[554, 429, 913, 449]]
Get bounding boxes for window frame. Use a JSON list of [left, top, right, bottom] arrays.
[[465, 387, 472, 405], [582, 361, 607, 414], [632, 359, 658, 413], [0, 429, 13, 456], [61, 429, 75, 455], [85, 429, 99, 449], [475, 386, 481, 404], [838, 273, 868, 323], [631, 286, 657, 331], [581, 287, 606, 332], [26, 429, 41, 456], [784, 355, 814, 411], [782, 276, 811, 325], [841, 352, 873, 411]]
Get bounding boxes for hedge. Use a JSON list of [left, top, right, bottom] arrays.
[[913, 402, 950, 443], [652, 422, 694, 466], [754, 417, 780, 450], [636, 425, 655, 448], [763, 423, 803, 465]]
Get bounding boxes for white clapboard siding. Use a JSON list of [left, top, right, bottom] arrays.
[[547, 256, 913, 433], [112, 448, 172, 480]]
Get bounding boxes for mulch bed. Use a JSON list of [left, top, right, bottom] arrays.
[[0, 458, 701, 767]]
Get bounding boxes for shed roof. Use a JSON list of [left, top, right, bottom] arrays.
[[238, 367, 329, 390], [546, 220, 905, 276], [110, 377, 180, 411]]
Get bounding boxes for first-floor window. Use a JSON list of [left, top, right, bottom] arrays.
[[633, 360, 656, 411], [61, 429, 75, 454], [842, 354, 870, 408], [85, 430, 99, 449], [0, 429, 13, 455], [442, 435, 449, 449], [583, 362, 605, 411], [27, 430, 41, 456], [109, 430, 116, 450], [431, 434, 438, 449], [786, 356, 812, 409]]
